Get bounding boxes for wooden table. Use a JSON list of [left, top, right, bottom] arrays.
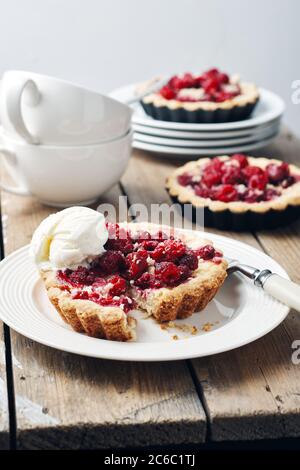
[[1, 129, 300, 450]]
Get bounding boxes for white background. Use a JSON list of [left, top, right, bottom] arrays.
[[0, 0, 299, 136]]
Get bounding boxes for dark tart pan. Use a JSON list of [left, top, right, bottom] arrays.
[[169, 194, 300, 231], [141, 98, 259, 124]]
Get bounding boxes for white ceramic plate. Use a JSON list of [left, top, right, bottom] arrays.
[[133, 118, 281, 139], [133, 132, 279, 158], [0, 233, 289, 361], [134, 121, 280, 148], [110, 84, 285, 132]]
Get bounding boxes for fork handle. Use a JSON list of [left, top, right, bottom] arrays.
[[262, 274, 300, 312]]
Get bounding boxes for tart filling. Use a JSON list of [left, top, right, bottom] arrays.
[[56, 223, 225, 313], [167, 155, 300, 214], [143, 68, 259, 111]]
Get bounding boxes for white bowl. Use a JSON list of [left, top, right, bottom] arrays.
[[0, 71, 132, 145], [0, 128, 132, 207]]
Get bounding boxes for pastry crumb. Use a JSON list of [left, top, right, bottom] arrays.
[[172, 335, 179, 340], [202, 322, 214, 332]]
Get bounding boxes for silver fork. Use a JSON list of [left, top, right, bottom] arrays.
[[227, 259, 300, 312]]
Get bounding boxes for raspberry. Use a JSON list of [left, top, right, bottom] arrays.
[[150, 244, 166, 261], [221, 166, 242, 185], [248, 173, 268, 190], [155, 262, 191, 287], [97, 250, 126, 274], [196, 245, 215, 260], [108, 275, 127, 296], [201, 169, 222, 187], [134, 272, 162, 290], [126, 249, 148, 280], [177, 172, 195, 187], [194, 185, 211, 198], [205, 157, 224, 172], [266, 162, 290, 184], [139, 240, 159, 251], [242, 165, 263, 181], [212, 184, 238, 202], [160, 86, 176, 100], [179, 251, 199, 270], [168, 76, 184, 90], [218, 72, 229, 84], [181, 72, 196, 88], [60, 266, 95, 286], [202, 77, 220, 94], [105, 225, 134, 254], [230, 153, 249, 168], [150, 239, 186, 262]]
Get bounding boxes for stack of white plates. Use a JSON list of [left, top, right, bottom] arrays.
[[110, 84, 285, 159]]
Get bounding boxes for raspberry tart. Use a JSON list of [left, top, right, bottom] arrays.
[[141, 68, 259, 123], [166, 155, 300, 230], [31, 208, 227, 342]]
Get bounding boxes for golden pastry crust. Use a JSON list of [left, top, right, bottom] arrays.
[[41, 270, 136, 342], [39, 222, 227, 342], [166, 156, 300, 214]]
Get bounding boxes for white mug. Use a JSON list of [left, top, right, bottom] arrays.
[[0, 128, 132, 207], [0, 71, 132, 145]]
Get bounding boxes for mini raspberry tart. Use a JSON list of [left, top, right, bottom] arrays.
[[41, 222, 227, 341], [166, 155, 300, 230], [141, 68, 259, 123]]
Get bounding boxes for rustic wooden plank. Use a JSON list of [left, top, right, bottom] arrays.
[[122, 147, 300, 441], [244, 130, 300, 437], [0, 326, 9, 449], [0, 176, 12, 449], [0, 174, 206, 449]]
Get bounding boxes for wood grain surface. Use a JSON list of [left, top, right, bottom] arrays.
[[0, 180, 206, 450], [122, 135, 300, 441], [1, 129, 300, 448]]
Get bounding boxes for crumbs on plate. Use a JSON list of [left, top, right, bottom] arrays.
[[160, 320, 219, 339]]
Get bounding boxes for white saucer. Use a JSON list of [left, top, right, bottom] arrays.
[[133, 118, 281, 139], [133, 132, 279, 158], [134, 121, 279, 148], [0, 233, 289, 361]]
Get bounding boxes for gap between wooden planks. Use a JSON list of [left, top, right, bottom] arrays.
[[0, 174, 206, 450], [121, 139, 300, 441], [0, 326, 9, 449]]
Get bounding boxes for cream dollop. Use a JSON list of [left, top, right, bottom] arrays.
[[30, 206, 108, 270]]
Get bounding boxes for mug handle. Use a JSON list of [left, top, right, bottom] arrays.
[[5, 78, 41, 144], [0, 147, 31, 196]]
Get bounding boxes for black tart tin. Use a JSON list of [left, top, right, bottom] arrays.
[[169, 194, 300, 231], [141, 99, 259, 124]]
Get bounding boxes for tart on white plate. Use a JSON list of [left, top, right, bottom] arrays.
[[141, 68, 259, 123], [30, 207, 227, 342], [166, 154, 300, 230]]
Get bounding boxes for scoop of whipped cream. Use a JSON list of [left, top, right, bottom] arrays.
[[30, 206, 108, 270]]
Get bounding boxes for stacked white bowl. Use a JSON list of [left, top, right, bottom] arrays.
[[0, 71, 132, 207]]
